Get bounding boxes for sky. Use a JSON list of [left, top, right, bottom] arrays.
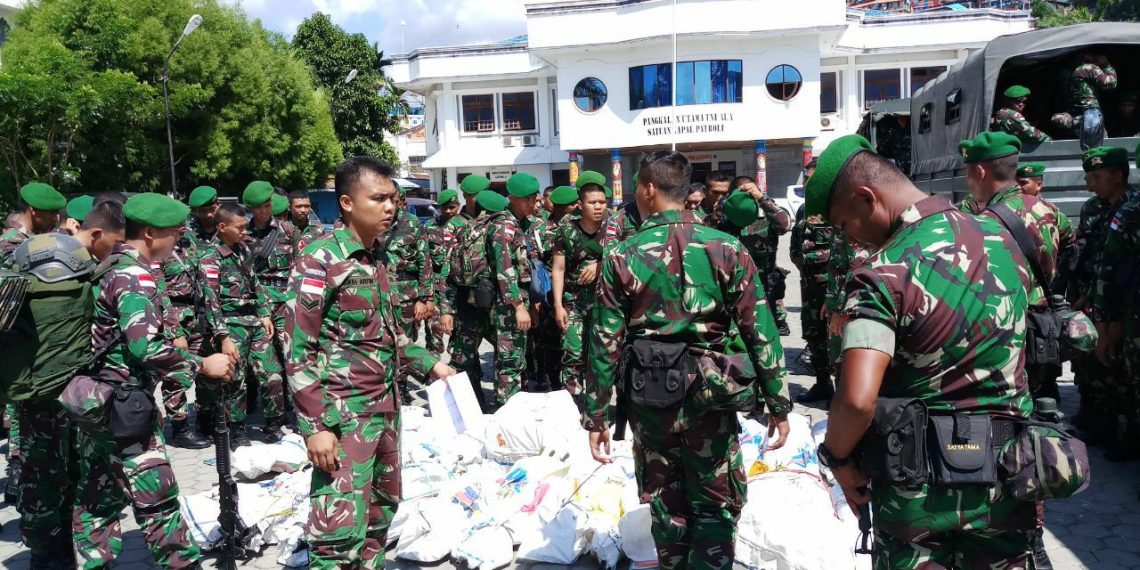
[[235, 0, 528, 54]]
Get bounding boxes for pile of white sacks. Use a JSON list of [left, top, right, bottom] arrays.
[[180, 374, 872, 570]]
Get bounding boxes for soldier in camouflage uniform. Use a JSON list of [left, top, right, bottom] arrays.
[[1053, 50, 1117, 149], [813, 135, 1037, 569], [74, 193, 235, 570], [242, 181, 297, 439], [992, 85, 1051, 144], [552, 183, 607, 396], [183, 186, 219, 250], [196, 203, 279, 448], [425, 189, 466, 354], [523, 187, 562, 394], [381, 189, 434, 403], [1092, 143, 1140, 461], [695, 170, 732, 226], [958, 132, 1075, 401], [284, 157, 452, 569], [584, 152, 791, 570], [459, 174, 492, 221], [289, 189, 328, 243], [731, 176, 791, 335], [1016, 162, 1047, 197], [1068, 147, 1133, 444]]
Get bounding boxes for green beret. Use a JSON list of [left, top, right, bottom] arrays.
[[123, 193, 190, 228], [632, 170, 639, 187], [507, 173, 540, 198], [576, 170, 607, 189], [804, 134, 875, 219], [1082, 146, 1129, 172], [460, 175, 491, 195], [604, 186, 614, 199], [723, 191, 759, 229], [475, 190, 508, 213], [66, 195, 94, 222], [550, 186, 579, 205], [242, 180, 274, 207], [188, 185, 218, 208], [959, 131, 1021, 163], [19, 182, 66, 211], [399, 185, 408, 198], [1017, 162, 1046, 178], [437, 189, 459, 206], [1003, 85, 1030, 99], [272, 193, 289, 216]]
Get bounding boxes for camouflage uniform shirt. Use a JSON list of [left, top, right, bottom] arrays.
[[247, 219, 302, 304], [381, 209, 434, 304], [992, 107, 1052, 144], [1066, 63, 1118, 113], [1069, 191, 1133, 306], [197, 240, 272, 335], [428, 215, 466, 315], [551, 217, 605, 303], [0, 226, 29, 268], [1092, 190, 1140, 323]]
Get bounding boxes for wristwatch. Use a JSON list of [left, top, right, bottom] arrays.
[[817, 443, 852, 469]]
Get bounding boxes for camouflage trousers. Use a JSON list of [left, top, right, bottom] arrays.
[[159, 305, 203, 423], [73, 412, 201, 569], [307, 412, 401, 570], [1026, 364, 1062, 402], [198, 320, 285, 423], [395, 296, 428, 403], [422, 312, 447, 354], [526, 304, 563, 393], [872, 483, 1035, 569], [800, 275, 831, 383], [558, 296, 593, 394], [6, 402, 20, 458], [1073, 352, 1122, 416], [1118, 321, 1140, 423], [630, 406, 744, 570], [15, 399, 79, 564], [450, 301, 528, 408]]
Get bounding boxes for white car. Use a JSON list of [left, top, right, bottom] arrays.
[[783, 184, 805, 219]]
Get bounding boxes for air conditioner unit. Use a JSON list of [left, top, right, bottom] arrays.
[[501, 136, 519, 148], [820, 114, 840, 132], [521, 135, 539, 147]]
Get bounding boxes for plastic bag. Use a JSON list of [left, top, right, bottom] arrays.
[[394, 497, 468, 562], [619, 504, 657, 567], [516, 505, 589, 564], [452, 525, 515, 570], [231, 433, 308, 479]]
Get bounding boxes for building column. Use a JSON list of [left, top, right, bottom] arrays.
[[802, 138, 814, 167], [610, 149, 623, 201], [569, 151, 580, 185], [446, 168, 458, 191], [754, 140, 767, 194]]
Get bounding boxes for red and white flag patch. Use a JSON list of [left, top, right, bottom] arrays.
[[137, 274, 156, 289], [300, 277, 325, 295], [1111, 212, 1122, 231], [203, 266, 220, 281]]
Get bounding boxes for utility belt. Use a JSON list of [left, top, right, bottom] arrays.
[[617, 339, 757, 414], [462, 278, 497, 310], [854, 398, 1090, 501]]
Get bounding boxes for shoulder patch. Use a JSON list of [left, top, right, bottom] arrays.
[[121, 265, 156, 289]]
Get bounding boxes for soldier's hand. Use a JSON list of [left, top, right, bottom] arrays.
[[261, 317, 274, 337], [440, 314, 455, 335], [589, 430, 612, 464], [414, 301, 429, 321], [173, 336, 189, 350], [832, 464, 872, 515], [429, 361, 456, 380], [766, 414, 791, 451], [306, 431, 340, 472], [828, 312, 848, 337], [554, 305, 570, 331], [426, 301, 438, 318], [220, 337, 239, 360], [578, 262, 599, 285], [201, 353, 236, 381], [514, 303, 533, 331]]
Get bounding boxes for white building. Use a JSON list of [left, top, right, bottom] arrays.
[[388, 0, 1035, 201], [0, 0, 19, 58]]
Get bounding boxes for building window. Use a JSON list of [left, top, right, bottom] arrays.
[[910, 66, 946, 94], [945, 88, 962, 125], [629, 63, 673, 110], [821, 71, 839, 114], [573, 77, 607, 113], [461, 94, 495, 133], [409, 156, 426, 168], [675, 60, 743, 106], [765, 65, 802, 102], [552, 88, 559, 136], [501, 92, 536, 132], [919, 103, 933, 134], [863, 68, 901, 109], [0, 19, 8, 49]]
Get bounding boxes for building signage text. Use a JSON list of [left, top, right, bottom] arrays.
[[642, 112, 734, 137]]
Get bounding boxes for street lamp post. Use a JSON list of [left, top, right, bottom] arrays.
[[162, 14, 202, 198]]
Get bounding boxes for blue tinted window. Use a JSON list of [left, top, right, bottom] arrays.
[[765, 65, 803, 101], [695, 61, 712, 104], [676, 62, 694, 105], [629, 60, 742, 109], [711, 60, 728, 103], [728, 61, 743, 103], [629, 66, 644, 109]]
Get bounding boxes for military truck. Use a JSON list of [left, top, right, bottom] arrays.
[[909, 22, 1140, 217]]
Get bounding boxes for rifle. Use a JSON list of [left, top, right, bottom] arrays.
[[213, 381, 253, 569]]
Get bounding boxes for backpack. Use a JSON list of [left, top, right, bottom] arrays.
[[449, 212, 506, 288]]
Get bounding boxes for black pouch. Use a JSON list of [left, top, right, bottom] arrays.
[[622, 339, 695, 410], [856, 397, 928, 489], [1024, 309, 1063, 367], [471, 278, 496, 309], [927, 413, 997, 487], [110, 383, 156, 442]]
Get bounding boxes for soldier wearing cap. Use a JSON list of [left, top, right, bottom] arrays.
[[288, 188, 327, 244], [548, 186, 579, 223], [958, 131, 1074, 402], [2, 183, 65, 267], [63, 195, 95, 235], [1016, 162, 1047, 197], [730, 175, 792, 335], [992, 85, 1051, 144], [185, 185, 220, 250], [242, 180, 300, 438], [1092, 143, 1140, 461], [1070, 146, 1133, 446], [459, 174, 491, 221], [272, 192, 290, 223], [812, 134, 1037, 569], [424, 189, 465, 354], [74, 193, 235, 569], [380, 186, 435, 403], [491, 173, 540, 402]]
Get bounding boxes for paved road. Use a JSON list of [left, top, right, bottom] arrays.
[[0, 242, 1136, 569]]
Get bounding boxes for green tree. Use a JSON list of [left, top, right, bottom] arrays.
[[291, 12, 403, 166], [1032, 0, 1139, 27], [0, 0, 342, 208]]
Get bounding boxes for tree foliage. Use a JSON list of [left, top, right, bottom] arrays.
[[0, 0, 342, 208], [1032, 0, 1139, 27], [291, 12, 403, 166]]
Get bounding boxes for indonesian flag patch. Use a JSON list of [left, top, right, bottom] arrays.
[[137, 273, 156, 289], [1112, 212, 1122, 231], [300, 277, 325, 295], [203, 266, 220, 281]]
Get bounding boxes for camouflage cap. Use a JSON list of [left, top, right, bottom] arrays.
[[66, 195, 95, 222], [271, 193, 289, 216], [1082, 146, 1128, 172], [460, 175, 491, 195], [123, 193, 190, 228], [1003, 85, 1030, 99], [507, 173, 540, 198], [437, 189, 459, 206], [188, 185, 218, 208], [242, 180, 274, 207], [1017, 162, 1046, 179], [576, 170, 607, 189], [19, 182, 66, 211], [550, 186, 579, 205], [804, 134, 875, 219], [475, 190, 508, 213], [14, 232, 94, 283], [959, 131, 1021, 163], [722, 190, 759, 229]]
